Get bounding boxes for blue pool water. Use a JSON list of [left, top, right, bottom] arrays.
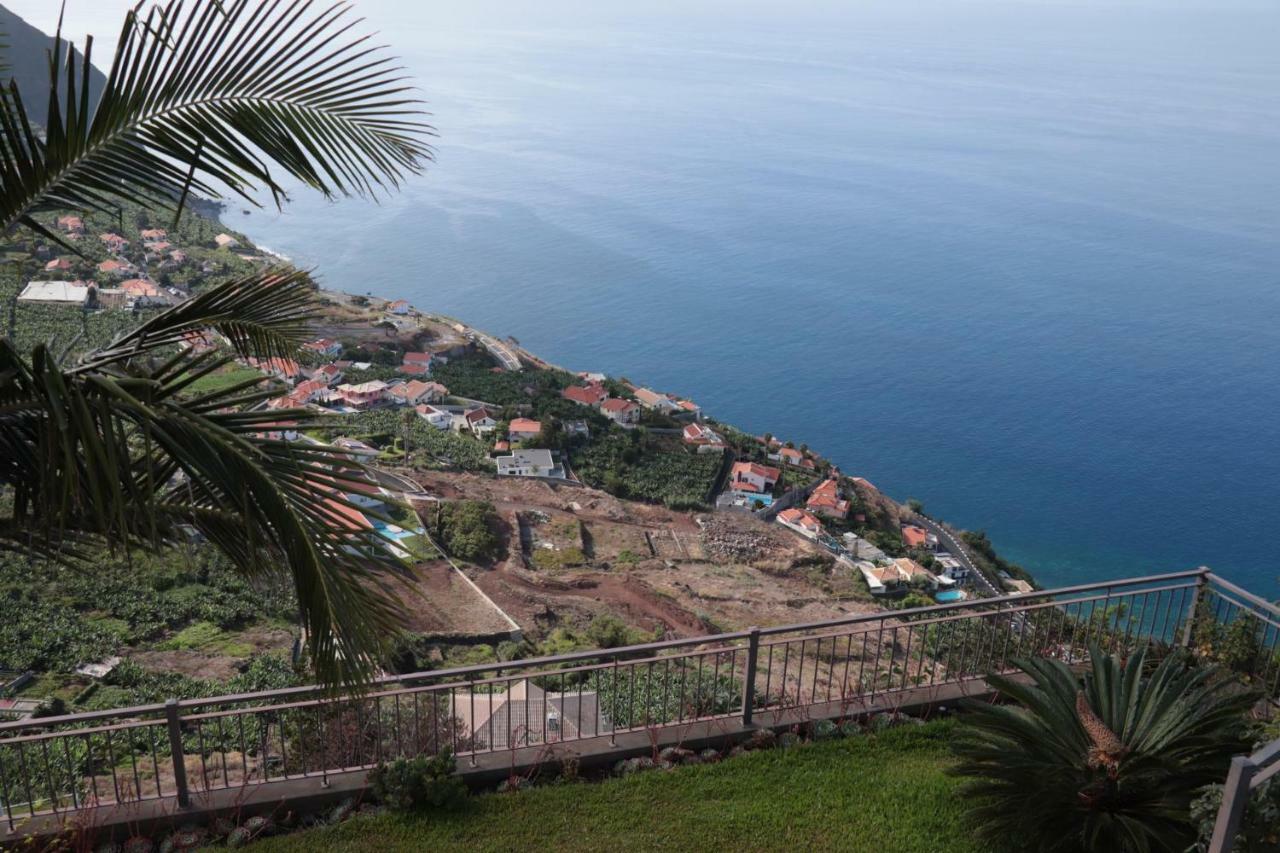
[[934, 590, 968, 604]]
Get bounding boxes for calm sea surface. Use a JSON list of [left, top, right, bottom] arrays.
[[227, 3, 1280, 593]]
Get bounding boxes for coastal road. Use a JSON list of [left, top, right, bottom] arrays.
[[422, 312, 523, 371], [911, 514, 1000, 597], [473, 330, 522, 371]]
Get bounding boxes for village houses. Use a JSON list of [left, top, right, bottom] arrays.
[[729, 461, 781, 494], [335, 381, 387, 409], [508, 418, 542, 441], [386, 380, 444, 406], [682, 422, 725, 452], [777, 507, 823, 539], [465, 407, 499, 436], [600, 397, 640, 425], [302, 338, 343, 358], [806, 478, 851, 519], [634, 387, 679, 412], [415, 404, 452, 430], [562, 383, 608, 407]]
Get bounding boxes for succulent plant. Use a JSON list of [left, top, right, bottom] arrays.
[[812, 719, 840, 740], [225, 827, 252, 849], [243, 815, 274, 838]]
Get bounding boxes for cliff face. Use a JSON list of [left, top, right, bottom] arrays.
[[0, 3, 106, 126]]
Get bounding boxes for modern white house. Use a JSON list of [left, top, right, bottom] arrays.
[[496, 449, 564, 478]]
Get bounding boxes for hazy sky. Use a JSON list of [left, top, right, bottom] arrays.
[[9, 0, 1275, 56]]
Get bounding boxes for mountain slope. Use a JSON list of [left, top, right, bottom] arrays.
[[0, 3, 106, 126]]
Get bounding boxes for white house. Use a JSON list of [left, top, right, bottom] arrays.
[[415, 404, 452, 430], [634, 388, 679, 412], [388, 299, 411, 315], [682, 422, 725, 453], [600, 398, 640, 425], [496, 449, 564, 478], [302, 338, 342, 358], [777, 507, 823, 539], [729, 461, 781, 494], [465, 407, 499, 436]]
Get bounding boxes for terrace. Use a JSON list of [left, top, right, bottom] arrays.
[[1, 569, 1277, 851]]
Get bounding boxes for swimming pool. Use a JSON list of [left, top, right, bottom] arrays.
[[934, 589, 968, 603]]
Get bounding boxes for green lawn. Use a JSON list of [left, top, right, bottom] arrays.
[[251, 720, 982, 853], [183, 364, 266, 394]]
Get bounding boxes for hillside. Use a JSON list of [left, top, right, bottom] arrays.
[[0, 3, 106, 126]]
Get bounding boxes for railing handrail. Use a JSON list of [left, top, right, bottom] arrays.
[[0, 568, 1220, 737], [1206, 573, 1280, 619], [1209, 734, 1280, 852]]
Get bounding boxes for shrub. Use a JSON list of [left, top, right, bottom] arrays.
[[427, 500, 500, 563], [368, 750, 467, 813], [950, 646, 1256, 853]]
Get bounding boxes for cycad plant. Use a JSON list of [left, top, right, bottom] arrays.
[[0, 0, 432, 685], [950, 646, 1256, 853]]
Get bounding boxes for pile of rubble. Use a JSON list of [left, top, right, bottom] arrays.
[[699, 516, 783, 562]]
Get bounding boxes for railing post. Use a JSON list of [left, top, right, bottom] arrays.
[[165, 699, 191, 809], [1208, 755, 1255, 853], [742, 627, 760, 726], [1181, 568, 1211, 649]]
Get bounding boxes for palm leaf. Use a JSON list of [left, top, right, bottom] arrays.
[[1, 0, 433, 243], [0, 270, 414, 687]]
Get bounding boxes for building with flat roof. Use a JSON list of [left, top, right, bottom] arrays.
[[496, 449, 564, 478], [18, 280, 91, 306]]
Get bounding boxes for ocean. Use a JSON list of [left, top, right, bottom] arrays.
[[214, 2, 1280, 593]]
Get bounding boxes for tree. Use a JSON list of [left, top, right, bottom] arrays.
[[950, 647, 1256, 853], [0, 0, 432, 686]]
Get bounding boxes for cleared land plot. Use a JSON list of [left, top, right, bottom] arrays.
[[395, 560, 515, 637]]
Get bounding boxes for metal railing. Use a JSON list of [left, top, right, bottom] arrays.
[[1198, 574, 1280, 852], [0, 568, 1275, 837]]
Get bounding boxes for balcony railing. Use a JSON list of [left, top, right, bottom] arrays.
[[0, 568, 1276, 843]]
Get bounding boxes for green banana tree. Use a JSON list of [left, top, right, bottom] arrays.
[[0, 0, 432, 686]]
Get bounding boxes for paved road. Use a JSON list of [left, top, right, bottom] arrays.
[[473, 330, 522, 371], [911, 514, 1000, 597]]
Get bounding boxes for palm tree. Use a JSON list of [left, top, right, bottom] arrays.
[[949, 646, 1256, 853], [0, 0, 432, 686]]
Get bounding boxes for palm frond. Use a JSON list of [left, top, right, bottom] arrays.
[[1, 0, 433, 241], [949, 647, 1257, 852], [0, 271, 415, 686]]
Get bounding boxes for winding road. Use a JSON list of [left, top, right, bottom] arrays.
[[910, 514, 1000, 597]]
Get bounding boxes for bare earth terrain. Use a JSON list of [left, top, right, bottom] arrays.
[[406, 471, 877, 642]]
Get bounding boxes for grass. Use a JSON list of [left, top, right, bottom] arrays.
[[183, 364, 266, 395], [156, 621, 254, 657], [250, 720, 980, 853]]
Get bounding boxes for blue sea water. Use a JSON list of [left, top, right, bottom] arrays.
[[225, 2, 1280, 594]]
